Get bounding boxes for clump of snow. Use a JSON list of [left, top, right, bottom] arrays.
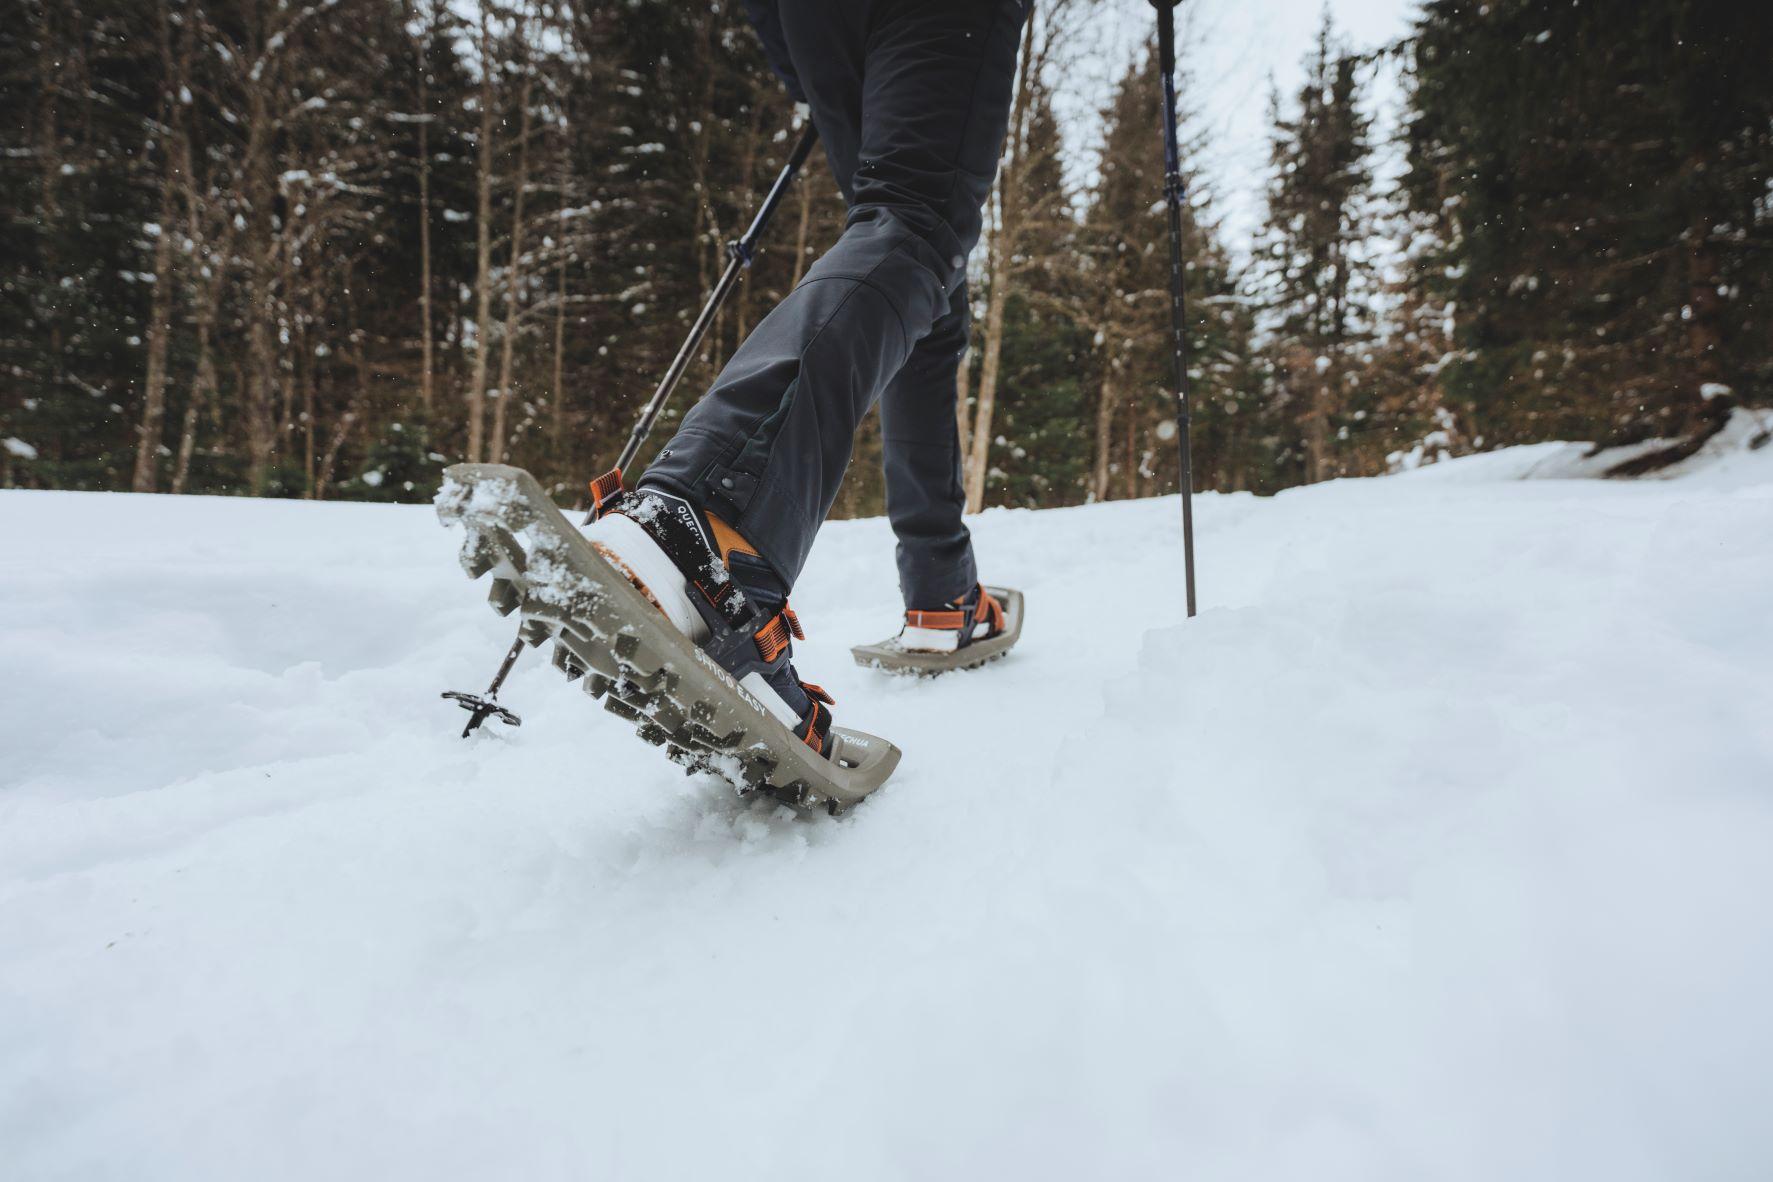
[[2, 436, 1771, 1179], [435, 473, 520, 525], [3, 436, 37, 460]]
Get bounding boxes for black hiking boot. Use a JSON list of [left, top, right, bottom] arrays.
[[581, 470, 836, 758]]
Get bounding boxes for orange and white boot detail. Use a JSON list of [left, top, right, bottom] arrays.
[[897, 583, 1008, 654], [578, 468, 837, 757]]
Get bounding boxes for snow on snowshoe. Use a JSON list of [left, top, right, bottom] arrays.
[[851, 584, 1024, 676], [436, 463, 900, 814]]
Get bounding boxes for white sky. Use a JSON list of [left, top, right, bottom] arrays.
[[1058, 0, 1422, 259]]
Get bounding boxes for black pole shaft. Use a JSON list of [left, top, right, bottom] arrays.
[[612, 121, 820, 477], [485, 635, 526, 696], [1154, 1, 1198, 618]]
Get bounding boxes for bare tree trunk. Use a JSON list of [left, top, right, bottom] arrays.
[[1681, 212, 1731, 432], [171, 328, 214, 496], [172, 136, 230, 495], [135, 237, 175, 489], [302, 361, 317, 494], [549, 102, 571, 465], [314, 407, 358, 501], [243, 72, 278, 494], [961, 10, 1037, 513], [1304, 363, 1329, 484], [315, 350, 370, 500], [689, 19, 720, 374], [964, 234, 1009, 512], [732, 104, 762, 342], [549, 258, 567, 457], [132, 188, 177, 492], [1120, 414, 1134, 503], [1092, 369, 1115, 501], [132, 0, 183, 493], [466, 4, 498, 463], [413, 0, 436, 418], [277, 244, 300, 446], [30, 2, 68, 445], [32, 5, 63, 230], [491, 40, 534, 465]]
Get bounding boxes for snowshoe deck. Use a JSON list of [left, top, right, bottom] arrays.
[[850, 587, 1024, 676], [437, 463, 901, 813]]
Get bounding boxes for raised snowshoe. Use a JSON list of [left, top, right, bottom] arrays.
[[851, 583, 1024, 675], [436, 463, 899, 813]]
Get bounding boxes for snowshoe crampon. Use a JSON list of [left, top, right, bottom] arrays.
[[436, 463, 901, 813], [851, 587, 1024, 676]]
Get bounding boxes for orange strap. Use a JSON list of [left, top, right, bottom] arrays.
[[755, 614, 791, 663], [905, 585, 1004, 636], [587, 467, 624, 521], [800, 699, 826, 755], [694, 577, 735, 611], [754, 604, 803, 663], [977, 588, 1006, 635], [905, 608, 967, 630]]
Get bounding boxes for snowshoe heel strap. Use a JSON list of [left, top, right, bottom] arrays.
[[800, 697, 831, 756], [905, 607, 968, 630], [977, 588, 1006, 635], [905, 584, 1004, 644], [754, 604, 804, 663]]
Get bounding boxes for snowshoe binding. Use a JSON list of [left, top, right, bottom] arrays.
[[436, 463, 900, 813], [851, 583, 1024, 676]]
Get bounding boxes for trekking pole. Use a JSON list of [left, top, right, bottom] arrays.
[[1151, 0, 1197, 617], [443, 118, 821, 738], [610, 118, 820, 486]]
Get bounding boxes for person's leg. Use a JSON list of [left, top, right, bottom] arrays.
[[641, 0, 1026, 591], [880, 283, 977, 607]]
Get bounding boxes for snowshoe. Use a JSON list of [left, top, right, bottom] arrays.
[[436, 463, 900, 813], [851, 583, 1024, 676]]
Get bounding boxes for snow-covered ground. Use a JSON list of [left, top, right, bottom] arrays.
[[4, 424, 1772, 1181]]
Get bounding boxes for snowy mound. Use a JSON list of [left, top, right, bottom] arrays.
[[3, 437, 1771, 1180], [1401, 406, 1773, 488]]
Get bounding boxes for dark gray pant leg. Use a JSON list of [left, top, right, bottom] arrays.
[[881, 283, 977, 607], [642, 209, 951, 581], [641, 0, 1025, 591]]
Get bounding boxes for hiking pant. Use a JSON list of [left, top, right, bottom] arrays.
[[641, 0, 1027, 608]]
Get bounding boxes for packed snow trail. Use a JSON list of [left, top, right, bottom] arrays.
[[3, 426, 1772, 1180]]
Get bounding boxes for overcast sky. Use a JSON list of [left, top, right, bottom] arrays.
[[1060, 0, 1422, 258]]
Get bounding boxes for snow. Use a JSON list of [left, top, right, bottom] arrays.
[[1403, 408, 1773, 489], [4, 434, 1773, 1180]]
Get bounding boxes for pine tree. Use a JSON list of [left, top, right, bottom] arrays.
[[1079, 47, 1257, 502], [1405, 0, 1773, 467], [2, 1, 162, 491], [1255, 14, 1378, 485], [976, 79, 1092, 508]]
